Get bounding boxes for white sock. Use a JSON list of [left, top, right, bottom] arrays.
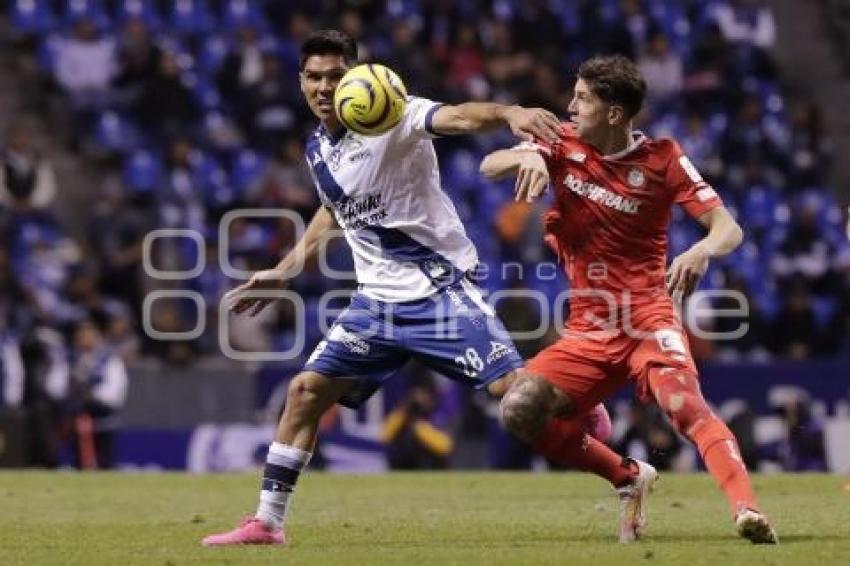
[[255, 442, 312, 530]]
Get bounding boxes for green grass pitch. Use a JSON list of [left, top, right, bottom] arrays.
[[1, 472, 849, 565]]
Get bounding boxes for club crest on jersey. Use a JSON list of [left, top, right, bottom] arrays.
[[567, 151, 587, 163], [328, 137, 366, 171], [627, 167, 645, 188]]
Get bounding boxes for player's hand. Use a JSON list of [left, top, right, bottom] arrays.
[[666, 244, 710, 299], [224, 268, 289, 317], [504, 106, 562, 143], [514, 152, 550, 203]]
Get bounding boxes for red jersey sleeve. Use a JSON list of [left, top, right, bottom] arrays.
[[668, 141, 723, 219]]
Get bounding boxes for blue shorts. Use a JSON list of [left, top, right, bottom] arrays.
[[304, 280, 524, 408]]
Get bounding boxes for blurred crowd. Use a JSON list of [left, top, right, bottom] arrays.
[[2, 1, 850, 468]]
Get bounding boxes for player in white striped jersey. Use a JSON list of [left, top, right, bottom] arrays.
[[202, 29, 607, 547]]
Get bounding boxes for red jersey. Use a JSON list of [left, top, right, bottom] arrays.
[[525, 123, 722, 296]]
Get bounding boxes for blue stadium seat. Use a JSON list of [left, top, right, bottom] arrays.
[[230, 149, 266, 193], [478, 180, 513, 212], [198, 34, 231, 74], [668, 222, 700, 258], [707, 112, 729, 137], [64, 0, 111, 30], [444, 149, 480, 189], [194, 153, 236, 208], [812, 296, 838, 328], [598, 0, 622, 24], [222, 0, 266, 31], [94, 110, 141, 154], [753, 288, 781, 320], [758, 81, 785, 116], [742, 185, 779, 230], [192, 77, 222, 110], [794, 189, 837, 228], [10, 0, 56, 34], [168, 0, 214, 35], [37, 34, 61, 73], [123, 150, 162, 193], [648, 0, 690, 52], [114, 0, 161, 30], [727, 241, 766, 290], [386, 0, 424, 21]]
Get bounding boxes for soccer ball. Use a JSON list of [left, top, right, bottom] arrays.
[[334, 63, 407, 136]]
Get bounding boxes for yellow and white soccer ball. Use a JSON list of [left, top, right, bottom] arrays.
[[334, 63, 407, 136]]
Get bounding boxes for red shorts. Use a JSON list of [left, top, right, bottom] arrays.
[[526, 297, 697, 413]]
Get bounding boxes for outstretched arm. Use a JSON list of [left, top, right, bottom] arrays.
[[430, 103, 561, 142], [666, 206, 744, 297], [480, 148, 550, 203], [226, 206, 339, 316]]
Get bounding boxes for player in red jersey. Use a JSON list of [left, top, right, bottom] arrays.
[[480, 55, 777, 544]]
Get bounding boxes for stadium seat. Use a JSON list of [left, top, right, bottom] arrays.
[[444, 149, 483, 197], [198, 34, 231, 74], [37, 33, 61, 73], [123, 150, 162, 193], [64, 0, 111, 30], [114, 0, 161, 30], [742, 185, 779, 230], [194, 153, 236, 209], [753, 288, 781, 320], [10, 0, 56, 34], [94, 110, 141, 154], [812, 296, 839, 328], [230, 149, 266, 193], [168, 0, 214, 36], [192, 77, 222, 110], [222, 0, 267, 31]]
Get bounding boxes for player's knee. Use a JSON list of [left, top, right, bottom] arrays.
[[499, 375, 561, 442], [486, 370, 520, 398], [287, 373, 331, 415], [651, 367, 713, 436]]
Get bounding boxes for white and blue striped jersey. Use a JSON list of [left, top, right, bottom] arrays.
[[304, 96, 478, 302]]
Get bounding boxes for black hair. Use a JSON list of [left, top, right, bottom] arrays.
[[299, 29, 357, 69]]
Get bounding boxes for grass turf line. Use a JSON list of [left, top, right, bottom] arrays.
[[1, 472, 849, 565]]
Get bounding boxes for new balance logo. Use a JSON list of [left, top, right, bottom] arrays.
[[486, 341, 512, 364]]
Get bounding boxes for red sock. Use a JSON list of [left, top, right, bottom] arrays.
[[534, 418, 636, 487], [696, 421, 759, 516]]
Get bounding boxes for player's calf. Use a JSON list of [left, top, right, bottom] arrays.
[[648, 365, 777, 541], [202, 371, 350, 547]]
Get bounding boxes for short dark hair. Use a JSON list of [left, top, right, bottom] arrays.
[[577, 55, 646, 119], [299, 29, 357, 69]]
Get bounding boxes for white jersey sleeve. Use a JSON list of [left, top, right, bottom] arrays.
[[394, 96, 445, 141]]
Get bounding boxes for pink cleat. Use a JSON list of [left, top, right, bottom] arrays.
[[584, 403, 613, 443], [201, 517, 285, 547]]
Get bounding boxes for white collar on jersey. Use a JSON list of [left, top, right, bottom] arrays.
[[602, 130, 647, 161]]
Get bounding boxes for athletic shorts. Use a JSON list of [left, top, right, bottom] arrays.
[[526, 297, 697, 413], [304, 279, 523, 408]]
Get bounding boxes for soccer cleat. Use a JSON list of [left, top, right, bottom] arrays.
[[201, 517, 285, 546], [616, 459, 658, 543], [735, 508, 778, 544]]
